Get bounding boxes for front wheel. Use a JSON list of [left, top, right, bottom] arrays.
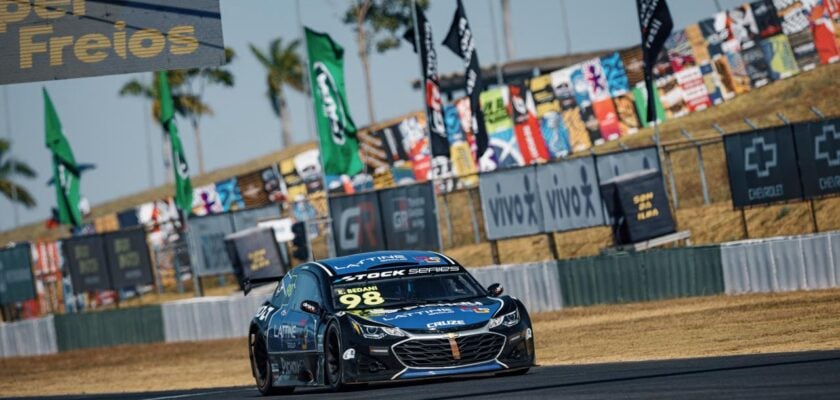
[[250, 331, 294, 396], [324, 323, 345, 391]]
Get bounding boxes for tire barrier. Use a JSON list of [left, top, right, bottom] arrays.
[[162, 293, 268, 342], [721, 232, 840, 295], [556, 246, 725, 307], [53, 306, 164, 352], [468, 261, 564, 313], [0, 315, 57, 358]]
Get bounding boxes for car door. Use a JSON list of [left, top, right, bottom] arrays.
[[279, 270, 324, 384]]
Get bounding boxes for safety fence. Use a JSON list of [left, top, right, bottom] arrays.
[[1, 230, 838, 358]]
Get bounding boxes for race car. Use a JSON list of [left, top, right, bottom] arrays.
[[246, 250, 535, 395]]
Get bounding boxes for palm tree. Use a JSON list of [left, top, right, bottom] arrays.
[[250, 38, 304, 148], [0, 138, 36, 207], [118, 48, 236, 175]]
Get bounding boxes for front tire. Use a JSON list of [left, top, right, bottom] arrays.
[[324, 323, 345, 391], [250, 331, 294, 396]]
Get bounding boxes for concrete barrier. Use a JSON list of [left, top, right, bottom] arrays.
[[0, 315, 58, 358]]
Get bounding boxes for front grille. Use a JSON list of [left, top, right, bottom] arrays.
[[393, 333, 505, 368]]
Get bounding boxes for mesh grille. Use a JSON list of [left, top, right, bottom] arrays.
[[393, 333, 505, 368]]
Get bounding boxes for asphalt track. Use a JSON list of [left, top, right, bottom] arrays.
[[15, 350, 840, 400]]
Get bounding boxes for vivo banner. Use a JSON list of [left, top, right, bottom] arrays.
[[479, 166, 544, 241], [378, 182, 439, 250], [537, 157, 606, 232], [330, 192, 386, 257], [724, 126, 802, 207], [0, 0, 225, 84], [187, 213, 235, 276], [595, 146, 661, 183], [794, 119, 840, 198]]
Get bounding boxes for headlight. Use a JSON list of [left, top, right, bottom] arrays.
[[350, 319, 406, 339], [488, 309, 520, 329]]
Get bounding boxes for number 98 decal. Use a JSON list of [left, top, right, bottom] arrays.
[[339, 291, 385, 309]]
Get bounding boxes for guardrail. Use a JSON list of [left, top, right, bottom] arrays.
[[0, 315, 57, 358]]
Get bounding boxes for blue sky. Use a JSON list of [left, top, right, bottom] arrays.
[[0, 0, 745, 231]]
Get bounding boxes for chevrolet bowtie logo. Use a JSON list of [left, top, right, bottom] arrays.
[[744, 136, 777, 178], [815, 124, 840, 167], [447, 333, 461, 360]]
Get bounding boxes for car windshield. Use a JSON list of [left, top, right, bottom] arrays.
[[331, 271, 485, 311]]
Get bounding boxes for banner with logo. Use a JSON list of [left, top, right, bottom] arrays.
[[562, 108, 592, 152], [280, 159, 307, 201], [665, 29, 697, 72], [215, 178, 244, 212], [237, 170, 271, 208], [596, 146, 661, 183], [761, 34, 800, 80], [742, 45, 773, 87], [656, 75, 689, 118], [752, 0, 783, 38], [187, 213, 235, 276], [540, 112, 572, 158], [570, 68, 603, 145], [192, 184, 222, 216], [102, 229, 153, 288], [225, 227, 285, 287], [378, 183, 439, 250], [63, 235, 111, 292], [260, 167, 285, 203], [614, 93, 642, 135], [479, 166, 543, 240], [481, 87, 522, 169], [330, 192, 386, 256], [0, 243, 36, 304], [632, 82, 666, 127], [803, 0, 840, 64], [724, 125, 802, 207], [444, 104, 478, 184], [793, 119, 840, 198], [685, 23, 712, 64], [509, 85, 551, 164], [592, 98, 622, 141], [674, 65, 712, 112], [550, 66, 579, 111], [730, 4, 761, 49], [537, 157, 606, 232]]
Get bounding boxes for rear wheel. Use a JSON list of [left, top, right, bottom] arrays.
[[249, 331, 294, 396], [324, 323, 345, 391]]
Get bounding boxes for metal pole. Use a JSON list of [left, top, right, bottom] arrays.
[[810, 199, 819, 233], [558, 0, 571, 54], [487, 0, 505, 85], [741, 209, 749, 239], [296, 0, 316, 142], [2, 86, 20, 228], [696, 145, 711, 205], [467, 187, 481, 244], [743, 118, 758, 130], [141, 73, 155, 188], [410, 0, 446, 253], [441, 193, 454, 248], [664, 149, 679, 209]]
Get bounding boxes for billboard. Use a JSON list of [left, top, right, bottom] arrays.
[[225, 227, 285, 289], [0, 0, 225, 85], [102, 229, 153, 288], [537, 157, 606, 232], [479, 166, 543, 240], [794, 119, 840, 198], [378, 182, 440, 251], [187, 213, 235, 276], [64, 235, 111, 292], [0, 243, 36, 304], [330, 191, 386, 256], [595, 146, 661, 183], [724, 126, 802, 207]]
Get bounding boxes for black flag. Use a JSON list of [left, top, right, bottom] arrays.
[[442, 0, 489, 162], [636, 0, 673, 123], [405, 3, 449, 158]]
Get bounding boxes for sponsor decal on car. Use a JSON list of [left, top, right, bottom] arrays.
[[335, 265, 462, 283], [333, 254, 409, 270], [381, 307, 455, 322], [426, 320, 466, 330]]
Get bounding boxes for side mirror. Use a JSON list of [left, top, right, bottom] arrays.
[[487, 283, 503, 297], [300, 300, 321, 315]]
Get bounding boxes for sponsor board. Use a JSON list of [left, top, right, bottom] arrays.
[[794, 119, 840, 198], [479, 166, 543, 240], [537, 157, 606, 232], [724, 125, 802, 207]]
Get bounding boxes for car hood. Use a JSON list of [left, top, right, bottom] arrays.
[[348, 297, 504, 332]]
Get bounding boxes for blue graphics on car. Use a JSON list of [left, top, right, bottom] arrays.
[[246, 250, 536, 395]]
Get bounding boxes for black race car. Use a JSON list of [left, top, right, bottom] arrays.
[[246, 250, 535, 395]]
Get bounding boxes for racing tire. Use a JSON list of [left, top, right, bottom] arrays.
[[250, 331, 294, 396], [324, 323, 345, 391]]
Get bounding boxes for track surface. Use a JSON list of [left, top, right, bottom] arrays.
[[14, 350, 840, 400]]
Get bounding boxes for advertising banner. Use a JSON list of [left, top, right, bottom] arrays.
[[752, 0, 782, 38], [330, 191, 386, 256], [237, 170, 271, 208], [529, 74, 561, 116], [742, 45, 772, 87], [674, 66, 712, 112], [614, 93, 641, 135], [540, 113, 572, 158], [102, 229, 153, 288], [787, 30, 819, 71], [550, 66, 578, 111], [596, 146, 661, 183], [0, 243, 36, 304], [479, 166, 543, 240], [231, 204, 281, 231], [378, 183, 439, 250], [225, 227, 285, 288], [509, 85, 550, 164], [187, 213, 235, 276], [601, 170, 676, 244], [64, 235, 111, 292], [481, 87, 522, 168], [761, 34, 800, 80], [537, 157, 605, 232], [794, 119, 840, 198], [592, 98, 621, 141], [0, 0, 225, 85], [562, 108, 592, 152], [724, 126, 803, 207], [619, 46, 646, 87], [215, 178, 244, 212], [600, 52, 631, 96]]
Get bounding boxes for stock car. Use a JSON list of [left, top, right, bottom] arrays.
[[245, 250, 535, 395]]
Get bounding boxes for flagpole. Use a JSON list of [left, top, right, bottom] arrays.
[[410, 0, 446, 252], [301, 25, 337, 259], [487, 0, 505, 86], [296, 0, 316, 144], [2, 86, 20, 228]]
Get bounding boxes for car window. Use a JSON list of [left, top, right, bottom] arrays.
[[271, 273, 295, 308], [290, 272, 322, 308]]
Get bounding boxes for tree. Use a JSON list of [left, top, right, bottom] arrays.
[[0, 138, 36, 207], [342, 0, 429, 125], [118, 48, 236, 175], [250, 38, 304, 149]]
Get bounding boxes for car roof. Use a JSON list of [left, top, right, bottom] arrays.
[[315, 250, 455, 276]]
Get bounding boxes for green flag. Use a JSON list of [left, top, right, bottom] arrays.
[[44, 88, 81, 227], [305, 27, 363, 177], [158, 71, 193, 215]]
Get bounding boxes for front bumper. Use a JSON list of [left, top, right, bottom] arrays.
[[341, 321, 535, 383]]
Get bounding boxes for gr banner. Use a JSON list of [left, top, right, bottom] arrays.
[[225, 227, 285, 289], [378, 183, 439, 251], [0, 243, 36, 304], [595, 146, 661, 183], [102, 229, 153, 288], [724, 126, 803, 207], [0, 0, 225, 85], [187, 213, 235, 276], [330, 192, 386, 256], [479, 166, 543, 240], [794, 119, 840, 198], [537, 157, 606, 232], [64, 235, 111, 292]]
